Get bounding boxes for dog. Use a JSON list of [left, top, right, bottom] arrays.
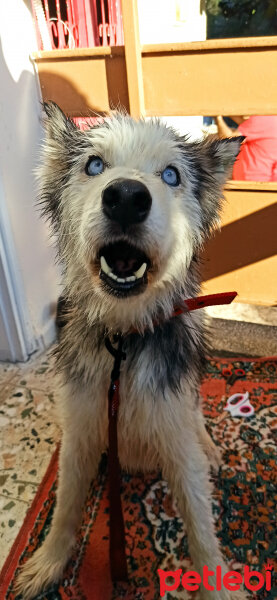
[[16, 103, 246, 599]]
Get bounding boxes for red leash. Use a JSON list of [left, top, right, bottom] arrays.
[[105, 291, 237, 582], [105, 335, 128, 581]]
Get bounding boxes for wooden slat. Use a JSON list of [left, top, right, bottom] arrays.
[[225, 180, 277, 191], [32, 35, 277, 61], [32, 47, 113, 59], [32, 47, 129, 116], [142, 35, 277, 53], [142, 43, 277, 116], [33, 39, 277, 116], [120, 0, 145, 117]]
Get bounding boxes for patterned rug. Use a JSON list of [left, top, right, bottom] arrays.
[[0, 356, 276, 600]]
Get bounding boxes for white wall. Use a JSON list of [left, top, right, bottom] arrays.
[[137, 0, 206, 45], [138, 0, 207, 140], [0, 0, 60, 361]]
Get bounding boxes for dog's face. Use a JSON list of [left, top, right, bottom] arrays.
[[40, 103, 242, 328]]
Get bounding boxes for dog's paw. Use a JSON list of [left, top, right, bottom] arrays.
[[14, 543, 69, 599]]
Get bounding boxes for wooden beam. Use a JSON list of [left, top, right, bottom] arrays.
[[225, 180, 277, 192], [32, 47, 113, 59], [142, 35, 277, 53], [120, 0, 145, 117]]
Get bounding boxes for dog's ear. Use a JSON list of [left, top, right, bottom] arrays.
[[185, 135, 244, 235], [38, 103, 77, 227], [42, 101, 76, 145], [203, 136, 244, 184]]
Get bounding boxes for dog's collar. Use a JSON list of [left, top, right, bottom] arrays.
[[128, 290, 237, 334], [105, 290, 237, 582], [171, 290, 237, 315]]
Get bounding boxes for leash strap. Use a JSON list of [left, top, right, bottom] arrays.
[[105, 335, 128, 582], [104, 291, 237, 581]]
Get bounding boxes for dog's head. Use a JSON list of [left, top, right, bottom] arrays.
[[40, 103, 242, 330]]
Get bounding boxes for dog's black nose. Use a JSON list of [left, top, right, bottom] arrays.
[[102, 179, 152, 228]]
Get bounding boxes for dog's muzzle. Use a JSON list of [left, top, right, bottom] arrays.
[[102, 178, 152, 230], [98, 179, 152, 297]]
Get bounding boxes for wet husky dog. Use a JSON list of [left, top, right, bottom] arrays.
[[17, 103, 246, 599]]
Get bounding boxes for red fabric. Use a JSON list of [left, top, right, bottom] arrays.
[[73, 117, 104, 130], [172, 291, 237, 317], [233, 116, 277, 181]]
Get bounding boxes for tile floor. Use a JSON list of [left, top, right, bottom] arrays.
[[0, 348, 60, 568]]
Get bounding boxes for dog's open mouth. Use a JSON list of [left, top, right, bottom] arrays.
[[98, 241, 150, 296]]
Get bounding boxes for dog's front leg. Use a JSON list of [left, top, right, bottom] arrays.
[[15, 382, 105, 599], [195, 404, 221, 471], [155, 399, 246, 600]]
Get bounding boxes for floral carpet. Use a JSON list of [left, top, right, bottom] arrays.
[[0, 356, 276, 600], [0, 350, 59, 566]]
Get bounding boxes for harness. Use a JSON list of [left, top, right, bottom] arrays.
[[104, 291, 237, 581]]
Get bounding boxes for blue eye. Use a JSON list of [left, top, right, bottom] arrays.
[[161, 166, 180, 186], [85, 156, 104, 176]]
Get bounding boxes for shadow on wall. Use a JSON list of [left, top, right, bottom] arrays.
[[35, 47, 130, 117], [202, 203, 277, 282]]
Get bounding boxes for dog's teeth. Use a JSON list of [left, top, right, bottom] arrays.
[[109, 272, 118, 280], [101, 259, 145, 284], [134, 263, 147, 279], [100, 256, 111, 275]]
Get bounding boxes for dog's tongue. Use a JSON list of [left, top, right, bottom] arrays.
[[114, 258, 138, 274]]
